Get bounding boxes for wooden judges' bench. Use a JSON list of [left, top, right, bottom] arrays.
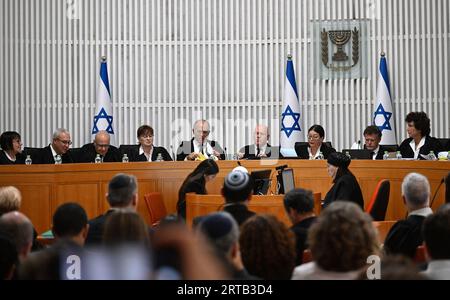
[[0, 160, 448, 233]]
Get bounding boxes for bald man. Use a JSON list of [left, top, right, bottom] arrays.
[[79, 131, 121, 163], [0, 211, 34, 262], [238, 125, 279, 160]]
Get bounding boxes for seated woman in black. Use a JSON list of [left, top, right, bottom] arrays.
[[177, 159, 219, 219], [129, 125, 172, 161], [398, 112, 443, 160], [296, 125, 336, 159], [0, 131, 25, 165], [323, 152, 364, 210]]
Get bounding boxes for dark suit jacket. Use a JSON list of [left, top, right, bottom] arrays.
[[291, 216, 317, 265], [176, 138, 225, 161], [79, 143, 121, 163], [223, 203, 256, 226], [362, 145, 391, 160], [323, 173, 364, 210], [0, 151, 25, 165], [295, 143, 336, 159], [239, 144, 280, 160], [384, 215, 427, 258], [177, 175, 207, 219], [126, 145, 173, 162], [398, 136, 443, 160], [85, 209, 115, 245], [35, 145, 74, 164]]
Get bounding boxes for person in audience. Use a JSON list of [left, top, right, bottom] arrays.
[[35, 128, 74, 164], [238, 125, 279, 160], [176, 119, 225, 161], [0, 211, 34, 263], [296, 125, 336, 159], [0, 186, 42, 251], [103, 210, 150, 248], [283, 188, 317, 265], [0, 131, 25, 164], [351, 125, 391, 160], [240, 214, 296, 280], [398, 112, 443, 159], [0, 186, 22, 216], [177, 159, 219, 220], [322, 152, 364, 210], [292, 201, 379, 280], [0, 233, 18, 280], [127, 125, 172, 161], [196, 212, 259, 279], [80, 130, 121, 163], [85, 173, 138, 245], [221, 170, 256, 226], [384, 172, 433, 258], [422, 204, 450, 279], [18, 202, 89, 280]]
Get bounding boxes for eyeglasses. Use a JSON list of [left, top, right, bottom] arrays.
[[307, 135, 321, 140], [95, 143, 110, 148], [58, 139, 72, 145]]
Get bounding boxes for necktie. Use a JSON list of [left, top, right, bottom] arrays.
[[256, 147, 260, 157]]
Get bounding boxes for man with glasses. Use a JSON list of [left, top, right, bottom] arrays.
[[35, 128, 74, 164], [79, 130, 121, 163], [176, 119, 225, 161]]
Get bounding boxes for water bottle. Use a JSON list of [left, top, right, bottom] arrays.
[[25, 155, 32, 165], [383, 151, 389, 160], [122, 154, 129, 163], [156, 153, 163, 162], [428, 151, 437, 161], [55, 155, 62, 164], [396, 151, 402, 160], [318, 151, 325, 160], [345, 151, 351, 159], [95, 154, 102, 163]]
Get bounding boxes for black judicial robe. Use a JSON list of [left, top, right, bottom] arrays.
[[384, 215, 427, 258]]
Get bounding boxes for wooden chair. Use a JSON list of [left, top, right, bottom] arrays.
[[143, 192, 168, 227], [414, 245, 427, 264], [366, 179, 390, 221]]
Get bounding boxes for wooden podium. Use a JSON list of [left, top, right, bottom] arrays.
[[185, 192, 322, 227]]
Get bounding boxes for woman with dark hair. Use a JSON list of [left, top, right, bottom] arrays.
[[322, 152, 364, 209], [0, 131, 25, 164], [177, 159, 219, 219], [296, 125, 336, 159], [398, 112, 443, 160], [128, 125, 172, 161]]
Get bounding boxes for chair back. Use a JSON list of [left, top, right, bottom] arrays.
[[414, 245, 427, 264], [366, 179, 390, 221], [302, 249, 313, 264], [143, 192, 167, 227]]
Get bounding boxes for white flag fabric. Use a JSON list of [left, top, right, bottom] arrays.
[[280, 56, 303, 157], [373, 53, 396, 145], [92, 57, 116, 145]]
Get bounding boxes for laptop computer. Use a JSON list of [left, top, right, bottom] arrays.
[[342, 149, 373, 160]]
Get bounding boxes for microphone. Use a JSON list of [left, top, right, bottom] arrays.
[[357, 140, 362, 150], [237, 161, 241, 166], [430, 177, 446, 209], [224, 147, 228, 160]]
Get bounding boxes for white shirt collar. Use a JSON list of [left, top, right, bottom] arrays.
[[371, 146, 380, 160], [3, 150, 16, 162], [139, 145, 153, 161], [409, 207, 433, 218], [50, 144, 58, 159], [409, 136, 426, 159], [254, 143, 268, 155], [308, 145, 322, 160]]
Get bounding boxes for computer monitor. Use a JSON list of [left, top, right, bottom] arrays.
[[281, 168, 295, 194], [342, 149, 372, 160], [250, 169, 272, 195]]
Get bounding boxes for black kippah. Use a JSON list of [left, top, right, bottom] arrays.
[[200, 213, 233, 239], [327, 152, 351, 168], [224, 171, 250, 191]]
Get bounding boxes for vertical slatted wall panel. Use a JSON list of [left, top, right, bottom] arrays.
[[0, 0, 449, 153]]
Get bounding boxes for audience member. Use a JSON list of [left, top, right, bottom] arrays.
[[0, 211, 34, 262], [0, 186, 22, 216], [0, 233, 18, 280], [103, 210, 150, 248], [384, 172, 432, 258]]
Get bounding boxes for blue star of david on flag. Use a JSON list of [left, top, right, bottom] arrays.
[[373, 103, 392, 131], [92, 107, 114, 134], [281, 105, 301, 138]]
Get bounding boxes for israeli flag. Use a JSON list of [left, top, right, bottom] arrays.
[[373, 52, 396, 145], [280, 55, 303, 157], [92, 56, 116, 145]]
